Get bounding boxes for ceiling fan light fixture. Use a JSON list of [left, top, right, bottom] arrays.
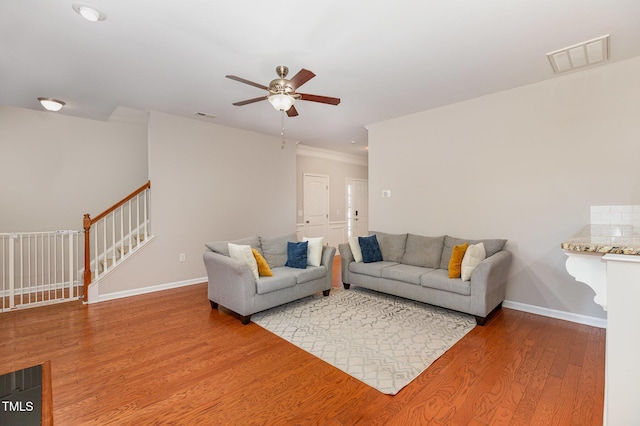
[[268, 94, 295, 112], [37, 97, 65, 112]]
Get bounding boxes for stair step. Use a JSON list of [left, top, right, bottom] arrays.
[[96, 234, 149, 273], [100, 254, 122, 271]]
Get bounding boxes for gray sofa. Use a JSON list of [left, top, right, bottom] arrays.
[[338, 232, 512, 325], [203, 233, 336, 324]]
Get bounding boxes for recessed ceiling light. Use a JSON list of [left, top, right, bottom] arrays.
[[72, 4, 106, 22], [37, 97, 65, 112], [546, 35, 610, 74]]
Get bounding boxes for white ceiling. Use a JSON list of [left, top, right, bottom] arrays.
[[2, 1, 640, 157]]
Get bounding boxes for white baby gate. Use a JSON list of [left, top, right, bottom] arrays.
[[0, 230, 81, 312]]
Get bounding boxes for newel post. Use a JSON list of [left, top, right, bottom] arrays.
[[83, 213, 92, 302]]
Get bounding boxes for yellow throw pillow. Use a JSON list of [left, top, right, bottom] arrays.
[[252, 248, 273, 277], [448, 242, 469, 278]]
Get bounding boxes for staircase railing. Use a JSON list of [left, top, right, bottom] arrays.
[[83, 180, 151, 301]]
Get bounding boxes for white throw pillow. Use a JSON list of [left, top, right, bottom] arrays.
[[303, 236, 324, 267], [461, 242, 486, 281], [348, 236, 363, 263], [228, 243, 259, 281]]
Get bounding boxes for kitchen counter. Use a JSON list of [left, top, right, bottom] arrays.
[[562, 223, 640, 425], [561, 224, 640, 255]]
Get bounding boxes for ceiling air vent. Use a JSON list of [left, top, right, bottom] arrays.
[[195, 112, 216, 120], [546, 34, 610, 74]]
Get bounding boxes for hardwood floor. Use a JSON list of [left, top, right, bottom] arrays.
[[0, 260, 604, 425]]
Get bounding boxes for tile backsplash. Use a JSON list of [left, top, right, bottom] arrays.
[[591, 205, 640, 228]]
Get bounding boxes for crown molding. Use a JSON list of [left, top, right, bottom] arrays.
[[296, 144, 368, 166]]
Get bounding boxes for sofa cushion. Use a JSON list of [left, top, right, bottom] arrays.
[[303, 236, 323, 267], [371, 231, 407, 262], [348, 236, 363, 263], [228, 243, 259, 281], [293, 265, 327, 284], [448, 243, 468, 278], [256, 269, 297, 295], [359, 235, 383, 263], [260, 232, 297, 268], [401, 234, 445, 268], [439, 235, 507, 270], [205, 236, 260, 256], [349, 261, 398, 278], [381, 264, 433, 286], [252, 248, 273, 277], [285, 241, 308, 269], [461, 242, 486, 281], [421, 269, 472, 296]]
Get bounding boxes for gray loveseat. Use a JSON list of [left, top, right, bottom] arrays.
[[203, 233, 336, 324], [338, 232, 512, 325]]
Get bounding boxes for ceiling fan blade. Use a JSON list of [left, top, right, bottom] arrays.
[[288, 69, 315, 90], [226, 75, 269, 91], [298, 93, 341, 105], [287, 105, 299, 117], [232, 96, 268, 106]]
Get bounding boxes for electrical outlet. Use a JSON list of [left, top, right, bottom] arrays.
[[179, 253, 186, 262]]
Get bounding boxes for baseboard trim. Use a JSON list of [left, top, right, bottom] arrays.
[[91, 277, 206, 304], [503, 300, 607, 329], [88, 283, 608, 328]]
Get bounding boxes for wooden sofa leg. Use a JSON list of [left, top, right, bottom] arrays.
[[343, 283, 351, 289], [323, 289, 331, 296], [240, 315, 251, 325], [475, 302, 503, 326], [210, 300, 218, 310]]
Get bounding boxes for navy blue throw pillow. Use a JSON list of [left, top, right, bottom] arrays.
[[359, 235, 383, 263], [285, 241, 308, 269]]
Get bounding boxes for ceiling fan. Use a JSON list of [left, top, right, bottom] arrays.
[[226, 65, 340, 117]]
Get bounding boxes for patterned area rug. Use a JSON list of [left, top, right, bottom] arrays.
[[252, 287, 476, 395]]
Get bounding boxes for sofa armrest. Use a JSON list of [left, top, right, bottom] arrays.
[[469, 250, 512, 316], [338, 243, 354, 284], [320, 245, 337, 289], [203, 250, 257, 316]]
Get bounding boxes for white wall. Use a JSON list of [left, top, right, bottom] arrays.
[[0, 105, 148, 232], [97, 111, 297, 295], [367, 56, 640, 320]]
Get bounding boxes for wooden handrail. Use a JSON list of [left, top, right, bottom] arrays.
[[83, 180, 151, 301], [90, 180, 151, 225]]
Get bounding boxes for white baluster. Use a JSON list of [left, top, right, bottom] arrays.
[[111, 213, 116, 267], [8, 234, 15, 309], [102, 219, 107, 274], [127, 199, 132, 253], [94, 223, 99, 279], [136, 194, 141, 246], [68, 231, 74, 299], [144, 189, 148, 240], [120, 205, 124, 259]]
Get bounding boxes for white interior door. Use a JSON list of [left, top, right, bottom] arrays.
[[347, 178, 368, 237], [303, 174, 329, 240]]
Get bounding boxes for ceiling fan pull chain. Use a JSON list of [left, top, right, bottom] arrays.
[[281, 110, 286, 149]]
